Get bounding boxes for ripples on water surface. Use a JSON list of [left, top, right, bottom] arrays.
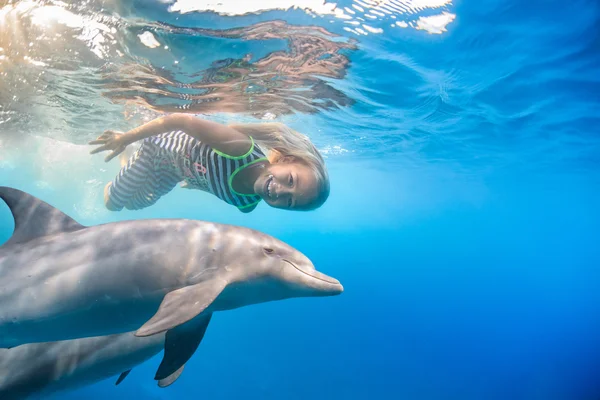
[[1, 1, 600, 400], [2, 0, 597, 175]]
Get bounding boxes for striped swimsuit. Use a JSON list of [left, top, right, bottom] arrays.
[[105, 131, 267, 212]]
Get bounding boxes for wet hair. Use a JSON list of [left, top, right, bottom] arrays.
[[228, 122, 330, 210]]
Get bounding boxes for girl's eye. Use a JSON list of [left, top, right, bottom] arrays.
[[288, 174, 294, 187]]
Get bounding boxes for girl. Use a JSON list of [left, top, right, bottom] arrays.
[[89, 113, 330, 213]]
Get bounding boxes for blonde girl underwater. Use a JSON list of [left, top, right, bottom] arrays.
[[89, 113, 330, 213]]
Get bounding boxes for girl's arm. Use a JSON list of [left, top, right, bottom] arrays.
[[90, 113, 254, 162], [122, 113, 253, 156]]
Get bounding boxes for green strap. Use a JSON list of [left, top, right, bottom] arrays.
[[213, 136, 256, 160], [228, 157, 269, 201], [237, 200, 261, 210], [215, 135, 266, 210]]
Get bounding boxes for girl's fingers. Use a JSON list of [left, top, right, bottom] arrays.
[[90, 144, 111, 154], [104, 147, 123, 162], [90, 130, 124, 158], [90, 131, 118, 145]]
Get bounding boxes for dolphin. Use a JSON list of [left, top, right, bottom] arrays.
[[0, 330, 188, 400], [0, 187, 342, 378]]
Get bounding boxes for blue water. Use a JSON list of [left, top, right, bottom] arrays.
[[1, 0, 600, 399]]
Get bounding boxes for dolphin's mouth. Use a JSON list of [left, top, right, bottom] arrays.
[[283, 259, 341, 285]]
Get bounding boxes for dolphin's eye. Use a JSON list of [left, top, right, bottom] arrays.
[[264, 247, 274, 254]]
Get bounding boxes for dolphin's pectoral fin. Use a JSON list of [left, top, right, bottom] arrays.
[[115, 369, 131, 385], [158, 365, 185, 388], [154, 312, 212, 381], [135, 279, 226, 337], [0, 186, 85, 247]]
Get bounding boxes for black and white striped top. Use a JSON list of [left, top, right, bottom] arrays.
[[146, 130, 267, 211]]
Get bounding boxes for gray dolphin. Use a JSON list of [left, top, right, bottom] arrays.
[[0, 187, 342, 378], [0, 331, 183, 400]]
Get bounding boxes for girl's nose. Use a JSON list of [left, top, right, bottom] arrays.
[[275, 183, 291, 195]]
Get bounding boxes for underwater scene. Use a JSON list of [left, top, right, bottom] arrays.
[[0, 0, 599, 399]]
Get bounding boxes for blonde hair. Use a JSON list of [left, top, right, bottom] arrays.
[[228, 122, 330, 210]]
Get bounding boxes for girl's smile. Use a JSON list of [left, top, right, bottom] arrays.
[[265, 174, 276, 200]]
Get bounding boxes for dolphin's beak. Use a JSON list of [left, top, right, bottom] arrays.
[[310, 269, 344, 295], [284, 260, 344, 295]]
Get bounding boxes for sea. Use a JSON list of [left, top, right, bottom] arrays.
[[0, 1, 599, 399]]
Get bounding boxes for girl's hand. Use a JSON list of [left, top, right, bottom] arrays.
[[89, 130, 129, 162]]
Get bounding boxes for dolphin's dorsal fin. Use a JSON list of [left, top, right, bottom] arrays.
[[0, 186, 85, 246]]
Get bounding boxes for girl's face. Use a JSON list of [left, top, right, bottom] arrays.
[[254, 161, 319, 210]]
